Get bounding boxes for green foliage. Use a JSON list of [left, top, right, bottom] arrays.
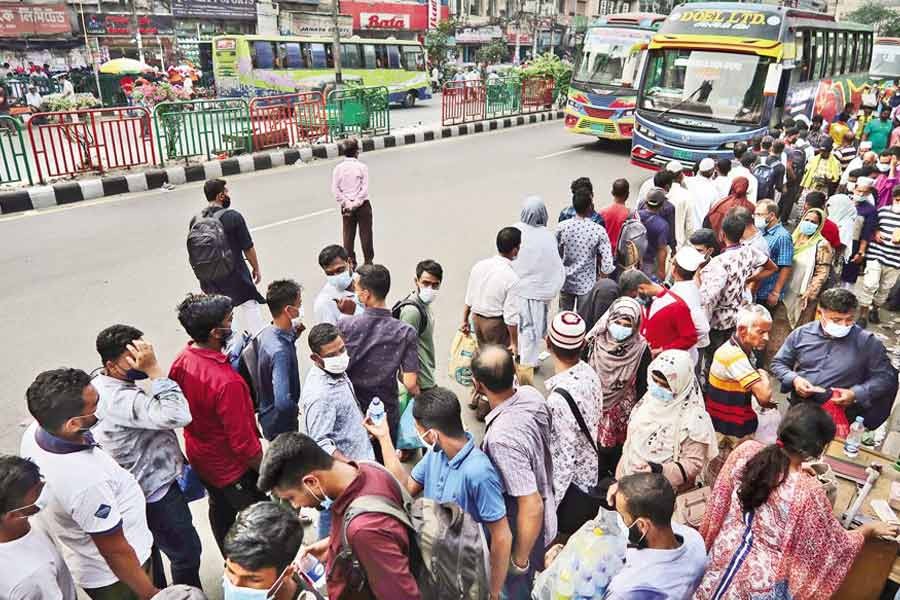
[[476, 39, 510, 65], [425, 18, 459, 67], [847, 1, 900, 36], [517, 52, 573, 97]]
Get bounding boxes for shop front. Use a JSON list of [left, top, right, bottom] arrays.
[[0, 3, 83, 71], [455, 25, 502, 63], [340, 0, 449, 41], [82, 13, 176, 69]]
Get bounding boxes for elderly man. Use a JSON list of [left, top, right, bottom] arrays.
[[771, 288, 898, 430], [840, 144, 876, 185]]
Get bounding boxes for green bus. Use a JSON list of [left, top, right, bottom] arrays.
[[212, 34, 430, 106]]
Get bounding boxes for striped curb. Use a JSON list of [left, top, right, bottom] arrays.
[[0, 109, 565, 216]]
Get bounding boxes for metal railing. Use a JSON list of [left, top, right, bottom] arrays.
[[441, 76, 556, 125], [249, 92, 328, 151], [0, 116, 32, 185], [441, 81, 486, 126], [154, 98, 251, 165], [326, 86, 390, 141], [486, 77, 521, 119], [521, 76, 555, 113]]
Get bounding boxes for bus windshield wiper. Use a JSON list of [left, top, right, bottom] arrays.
[[656, 83, 707, 121]]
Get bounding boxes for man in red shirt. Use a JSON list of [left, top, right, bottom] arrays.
[[599, 178, 631, 253], [258, 432, 421, 600], [619, 269, 698, 356], [168, 293, 266, 552]]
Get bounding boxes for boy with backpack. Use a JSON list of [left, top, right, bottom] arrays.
[[753, 136, 785, 203], [393, 260, 443, 393]]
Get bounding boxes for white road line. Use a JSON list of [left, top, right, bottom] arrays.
[[535, 147, 584, 160], [250, 208, 335, 232]]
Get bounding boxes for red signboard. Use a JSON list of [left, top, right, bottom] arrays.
[[341, 0, 448, 31], [0, 3, 70, 37]]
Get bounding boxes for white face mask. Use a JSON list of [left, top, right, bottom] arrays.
[[754, 216, 768, 230], [822, 317, 853, 338], [290, 305, 304, 330], [327, 270, 353, 291], [878, 163, 891, 173], [417, 428, 436, 453], [418, 285, 438, 305], [322, 351, 350, 374]]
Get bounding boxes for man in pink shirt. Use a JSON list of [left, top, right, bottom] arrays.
[[332, 138, 373, 267]]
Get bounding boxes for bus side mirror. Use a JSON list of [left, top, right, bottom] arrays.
[[763, 64, 782, 97]]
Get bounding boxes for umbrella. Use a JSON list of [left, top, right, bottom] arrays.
[[99, 58, 154, 75]]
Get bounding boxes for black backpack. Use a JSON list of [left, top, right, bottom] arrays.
[[392, 296, 428, 335], [187, 209, 234, 283], [753, 157, 779, 200]]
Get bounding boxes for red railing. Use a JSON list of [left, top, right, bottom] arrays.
[[249, 92, 328, 151], [521, 76, 555, 113], [441, 81, 486, 126], [27, 107, 156, 184]]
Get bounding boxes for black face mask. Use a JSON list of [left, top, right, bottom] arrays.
[[221, 195, 231, 209], [627, 519, 648, 549]]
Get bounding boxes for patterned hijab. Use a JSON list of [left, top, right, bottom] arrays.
[[620, 350, 718, 473], [586, 297, 648, 410]]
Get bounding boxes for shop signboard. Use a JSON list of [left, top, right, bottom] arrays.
[[84, 13, 175, 36], [342, 0, 448, 31], [360, 12, 411, 29], [172, 0, 257, 20], [291, 12, 353, 36], [456, 25, 502, 43], [0, 3, 71, 37]]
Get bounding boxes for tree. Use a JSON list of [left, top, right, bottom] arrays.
[[425, 18, 458, 67], [847, 1, 900, 36], [477, 39, 510, 65]]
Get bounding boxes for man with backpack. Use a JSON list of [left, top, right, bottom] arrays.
[[395, 260, 443, 394], [754, 136, 785, 203], [258, 433, 421, 600], [781, 129, 808, 223], [187, 179, 266, 336], [364, 386, 512, 600]]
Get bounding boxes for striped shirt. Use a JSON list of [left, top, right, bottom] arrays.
[[705, 338, 760, 437], [866, 206, 900, 269]]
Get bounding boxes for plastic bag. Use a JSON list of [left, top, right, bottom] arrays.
[[449, 331, 477, 387], [754, 407, 782, 446], [397, 393, 424, 450]]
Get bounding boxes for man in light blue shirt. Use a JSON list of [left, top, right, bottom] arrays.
[[366, 386, 512, 600]]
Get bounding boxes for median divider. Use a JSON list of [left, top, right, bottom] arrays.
[[249, 92, 328, 151], [326, 86, 390, 141]]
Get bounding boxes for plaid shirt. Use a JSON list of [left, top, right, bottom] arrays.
[[756, 223, 794, 302]]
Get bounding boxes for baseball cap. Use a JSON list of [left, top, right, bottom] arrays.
[[698, 157, 715, 172], [674, 246, 706, 272], [666, 160, 685, 173], [549, 311, 586, 350], [646, 188, 666, 207]]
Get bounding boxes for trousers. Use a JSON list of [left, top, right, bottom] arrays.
[[342, 200, 374, 267], [202, 469, 268, 553], [147, 482, 203, 588]]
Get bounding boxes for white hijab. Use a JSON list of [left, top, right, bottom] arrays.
[[513, 195, 565, 301]]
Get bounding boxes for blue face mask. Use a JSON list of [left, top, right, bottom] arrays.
[[222, 575, 269, 600], [305, 481, 334, 511], [798, 220, 818, 237], [648, 380, 675, 403], [328, 270, 353, 291], [608, 323, 633, 342]]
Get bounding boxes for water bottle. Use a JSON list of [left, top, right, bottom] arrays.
[[367, 397, 385, 425], [844, 416, 865, 458], [298, 554, 326, 590], [573, 571, 594, 600], [553, 564, 575, 600]]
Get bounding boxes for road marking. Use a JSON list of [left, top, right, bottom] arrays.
[[535, 147, 584, 160], [250, 208, 335, 232]]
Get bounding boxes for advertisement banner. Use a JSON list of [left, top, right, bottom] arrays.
[[664, 7, 783, 39], [361, 12, 411, 29], [291, 13, 353, 37], [342, 0, 448, 31], [0, 3, 71, 37], [84, 13, 175, 36], [456, 26, 502, 43], [428, 0, 439, 30], [171, 0, 257, 20]]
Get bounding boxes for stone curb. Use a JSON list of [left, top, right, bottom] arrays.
[[0, 109, 565, 215]]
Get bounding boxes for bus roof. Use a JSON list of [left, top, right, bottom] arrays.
[[591, 12, 666, 30], [213, 34, 423, 46]]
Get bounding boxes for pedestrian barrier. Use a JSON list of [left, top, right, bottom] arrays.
[[441, 81, 486, 126], [5, 76, 60, 100], [249, 92, 328, 151], [485, 77, 521, 119], [521, 76, 555, 113], [0, 116, 32, 185], [27, 107, 156, 184], [154, 98, 251, 165], [326, 86, 390, 141]]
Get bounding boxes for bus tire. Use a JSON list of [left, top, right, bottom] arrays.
[[404, 91, 417, 108]]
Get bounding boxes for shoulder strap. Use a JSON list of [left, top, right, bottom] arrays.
[[396, 298, 427, 335], [553, 387, 599, 458]]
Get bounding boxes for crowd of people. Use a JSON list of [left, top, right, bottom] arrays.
[[5, 109, 900, 600]]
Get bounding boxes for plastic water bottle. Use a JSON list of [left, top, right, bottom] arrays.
[[845, 416, 865, 458], [298, 554, 326, 590], [573, 571, 594, 600], [367, 397, 385, 425], [553, 564, 575, 600]]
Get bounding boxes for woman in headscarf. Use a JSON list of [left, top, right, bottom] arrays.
[[585, 297, 652, 478], [513, 195, 565, 375], [782, 208, 834, 329], [826, 192, 856, 282], [615, 349, 718, 493], [703, 177, 754, 246]]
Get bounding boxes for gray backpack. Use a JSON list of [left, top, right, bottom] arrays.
[[187, 209, 234, 283], [337, 465, 490, 600], [617, 212, 648, 268]]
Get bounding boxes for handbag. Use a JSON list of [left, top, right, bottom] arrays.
[[673, 486, 710, 529], [554, 387, 606, 535]]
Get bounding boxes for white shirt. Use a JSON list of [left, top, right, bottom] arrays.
[[634, 176, 656, 210], [0, 525, 77, 600], [670, 279, 711, 362], [20, 423, 153, 589], [313, 282, 361, 325], [713, 174, 732, 199], [60, 79, 74, 98], [464, 255, 520, 326], [25, 92, 42, 108], [684, 175, 720, 229], [730, 165, 758, 204], [668, 182, 694, 248]]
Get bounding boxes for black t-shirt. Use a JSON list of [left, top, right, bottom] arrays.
[[190, 205, 264, 305]]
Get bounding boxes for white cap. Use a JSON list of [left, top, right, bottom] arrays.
[[666, 160, 685, 173], [860, 141, 873, 150], [858, 176, 875, 188], [674, 246, 707, 272], [698, 157, 715, 172]]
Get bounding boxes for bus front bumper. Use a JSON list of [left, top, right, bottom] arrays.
[[564, 110, 634, 140]]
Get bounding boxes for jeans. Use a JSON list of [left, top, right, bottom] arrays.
[[202, 469, 269, 553], [342, 200, 374, 267], [559, 290, 592, 313], [146, 482, 203, 588]]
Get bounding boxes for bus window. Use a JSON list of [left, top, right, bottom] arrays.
[[814, 31, 825, 79], [374, 45, 388, 68], [283, 42, 302, 69], [402, 46, 424, 71], [387, 45, 401, 69], [363, 44, 377, 69], [849, 32, 859, 72], [342, 43, 362, 68], [824, 31, 834, 76], [252, 41, 276, 69], [308, 43, 328, 68], [836, 32, 845, 74]]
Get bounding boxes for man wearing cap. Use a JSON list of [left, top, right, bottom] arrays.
[[801, 138, 841, 195], [666, 160, 695, 248], [25, 85, 42, 111], [639, 190, 672, 282], [543, 311, 602, 536], [686, 158, 721, 229], [841, 145, 876, 185], [619, 270, 698, 359], [670, 246, 711, 364]]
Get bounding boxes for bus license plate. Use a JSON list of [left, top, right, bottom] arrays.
[[674, 150, 693, 161]]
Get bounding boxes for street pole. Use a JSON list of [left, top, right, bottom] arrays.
[[132, 0, 145, 64], [332, 0, 343, 86], [79, 0, 102, 103]]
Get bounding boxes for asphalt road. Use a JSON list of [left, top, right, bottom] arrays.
[[0, 118, 641, 597]]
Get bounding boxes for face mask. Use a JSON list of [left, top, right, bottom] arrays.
[[322, 351, 350, 375], [854, 193, 869, 203], [221, 195, 232, 209], [418, 285, 438, 305], [878, 163, 891, 173], [9, 483, 50, 518], [124, 368, 148, 381], [754, 216, 768, 230], [290, 305, 304, 330], [72, 412, 99, 433], [648, 380, 675, 403], [304, 481, 333, 510], [328, 270, 353, 291], [798, 221, 818, 237], [222, 575, 271, 600], [892, 203, 900, 214], [417, 429, 436, 453], [608, 322, 633, 342], [822, 318, 853, 338], [616, 512, 648, 549]]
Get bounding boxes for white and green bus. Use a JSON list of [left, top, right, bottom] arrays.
[[212, 34, 430, 106]]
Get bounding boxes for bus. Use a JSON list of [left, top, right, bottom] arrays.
[[871, 37, 900, 80], [564, 13, 666, 140], [631, 3, 873, 171], [212, 34, 430, 106]]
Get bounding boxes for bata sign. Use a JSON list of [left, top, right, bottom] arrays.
[[361, 12, 410, 29]]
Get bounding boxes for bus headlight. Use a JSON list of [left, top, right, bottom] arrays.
[[721, 141, 736, 150], [622, 110, 634, 118], [636, 123, 655, 139]]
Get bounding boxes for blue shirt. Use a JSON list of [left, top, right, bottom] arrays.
[[410, 432, 506, 524], [756, 222, 794, 302], [558, 206, 605, 228], [301, 366, 375, 461], [256, 325, 300, 440], [639, 209, 670, 267]]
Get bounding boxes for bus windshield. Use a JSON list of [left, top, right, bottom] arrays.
[[573, 36, 642, 87], [871, 43, 900, 79], [640, 49, 772, 124]]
